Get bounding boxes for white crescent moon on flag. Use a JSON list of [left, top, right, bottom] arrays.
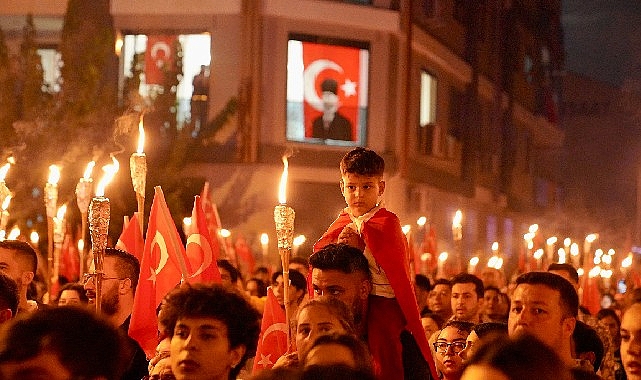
[[151, 41, 171, 68], [187, 234, 213, 278], [303, 59, 343, 112], [262, 322, 288, 343], [150, 231, 169, 275]]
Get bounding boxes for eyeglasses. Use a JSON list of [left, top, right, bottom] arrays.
[[81, 273, 126, 285], [433, 341, 466, 354]]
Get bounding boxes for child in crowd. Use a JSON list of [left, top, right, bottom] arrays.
[[314, 147, 436, 380]]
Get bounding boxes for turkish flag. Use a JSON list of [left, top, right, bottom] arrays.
[[129, 186, 190, 357], [185, 196, 222, 284], [116, 213, 144, 260], [252, 287, 289, 373], [59, 231, 80, 282], [200, 182, 228, 259], [421, 225, 438, 272], [145, 35, 177, 85], [234, 235, 256, 276], [302, 41, 362, 140]]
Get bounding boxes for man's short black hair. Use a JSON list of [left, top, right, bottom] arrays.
[[217, 259, 240, 283], [105, 248, 140, 293], [340, 147, 385, 177], [473, 322, 508, 339], [450, 273, 484, 299], [159, 284, 260, 380], [432, 278, 452, 288], [415, 274, 431, 292], [573, 320, 604, 372], [548, 263, 579, 285], [272, 270, 307, 293], [515, 271, 579, 318], [0, 272, 18, 316], [309, 243, 370, 279], [0, 240, 37, 273]]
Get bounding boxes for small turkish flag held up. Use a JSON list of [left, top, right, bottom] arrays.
[[145, 35, 177, 85], [302, 41, 362, 140], [129, 186, 189, 357], [185, 196, 222, 284], [252, 287, 288, 373], [116, 213, 144, 260]]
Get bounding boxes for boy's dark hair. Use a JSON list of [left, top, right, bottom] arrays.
[[339, 147, 385, 177], [309, 243, 370, 279], [515, 272, 579, 318], [415, 274, 431, 292], [572, 320, 604, 372], [548, 263, 579, 285], [450, 273, 484, 299], [0, 240, 37, 273], [0, 307, 128, 379], [58, 282, 89, 304], [0, 272, 18, 316], [217, 259, 240, 283], [104, 248, 140, 292], [159, 283, 261, 380]]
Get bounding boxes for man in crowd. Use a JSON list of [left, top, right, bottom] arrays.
[[450, 273, 484, 323], [428, 279, 452, 321], [415, 274, 431, 315], [508, 271, 578, 367], [83, 247, 148, 380], [0, 272, 18, 323], [0, 240, 38, 315]]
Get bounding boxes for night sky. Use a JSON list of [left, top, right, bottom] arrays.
[[563, 0, 641, 86]]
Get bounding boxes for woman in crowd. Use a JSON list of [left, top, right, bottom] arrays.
[[621, 302, 641, 380], [57, 282, 89, 306], [433, 320, 474, 380]]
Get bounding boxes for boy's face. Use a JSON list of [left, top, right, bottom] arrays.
[[340, 173, 384, 217]]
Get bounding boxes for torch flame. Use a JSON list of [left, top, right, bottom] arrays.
[[95, 156, 120, 197], [0, 163, 11, 182], [1, 194, 11, 211], [260, 233, 269, 245], [83, 161, 96, 180], [47, 165, 61, 185], [8, 226, 19, 240], [453, 210, 462, 226], [56, 204, 67, 220], [30, 231, 39, 245], [278, 156, 289, 204], [137, 115, 145, 154]]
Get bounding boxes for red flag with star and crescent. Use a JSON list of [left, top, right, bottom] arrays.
[[200, 182, 228, 259], [129, 186, 190, 358], [145, 35, 177, 85], [116, 213, 144, 260], [252, 287, 289, 373], [302, 41, 362, 140], [185, 196, 222, 284]]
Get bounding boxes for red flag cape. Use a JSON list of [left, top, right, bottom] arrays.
[[185, 196, 222, 284], [252, 287, 288, 373], [116, 213, 144, 260], [314, 208, 437, 379], [129, 187, 189, 357]]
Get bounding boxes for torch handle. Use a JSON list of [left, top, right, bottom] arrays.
[[280, 248, 292, 352]]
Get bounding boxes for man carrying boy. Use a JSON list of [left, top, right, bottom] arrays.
[[314, 147, 436, 380]]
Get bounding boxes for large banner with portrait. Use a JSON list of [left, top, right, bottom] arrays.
[[286, 36, 369, 146]]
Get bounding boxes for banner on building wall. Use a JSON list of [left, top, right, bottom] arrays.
[[145, 35, 177, 85]]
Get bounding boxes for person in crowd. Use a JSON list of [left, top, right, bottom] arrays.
[[433, 320, 474, 380], [246, 277, 267, 298], [0, 306, 130, 380], [481, 286, 508, 323], [274, 298, 356, 369], [149, 357, 175, 380], [461, 334, 574, 380], [429, 279, 453, 321], [415, 274, 431, 315], [313, 147, 435, 379], [620, 302, 641, 380], [289, 256, 310, 278], [253, 267, 271, 286], [459, 321, 508, 360], [0, 240, 39, 315], [0, 271, 18, 323], [572, 320, 604, 374], [302, 333, 373, 375], [479, 267, 506, 291], [271, 269, 306, 321], [159, 283, 261, 380], [450, 273, 484, 323], [421, 310, 445, 342], [83, 247, 148, 380], [508, 271, 578, 367], [597, 308, 626, 379], [217, 259, 241, 288], [57, 282, 89, 306]]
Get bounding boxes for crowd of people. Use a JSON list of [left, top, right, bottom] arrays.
[[0, 147, 638, 380]]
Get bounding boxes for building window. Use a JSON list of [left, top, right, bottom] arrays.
[[417, 70, 440, 155], [38, 48, 62, 93]]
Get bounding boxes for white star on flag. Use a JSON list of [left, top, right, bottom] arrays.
[[341, 79, 358, 97], [257, 353, 273, 366]]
